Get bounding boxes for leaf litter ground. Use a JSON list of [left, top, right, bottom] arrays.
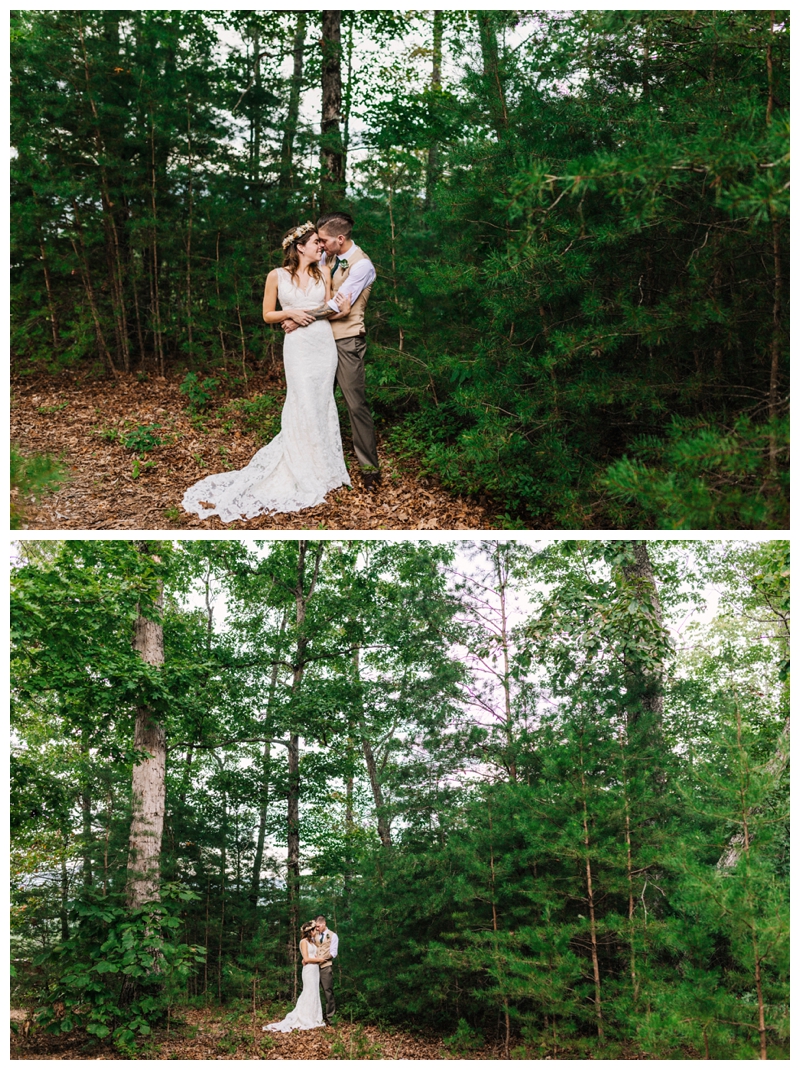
[[10, 1004, 507, 1060], [12, 372, 497, 531]]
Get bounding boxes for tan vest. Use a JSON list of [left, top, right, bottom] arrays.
[[329, 245, 372, 340]]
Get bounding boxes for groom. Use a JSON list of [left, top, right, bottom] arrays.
[[283, 211, 381, 491], [315, 914, 338, 1024]]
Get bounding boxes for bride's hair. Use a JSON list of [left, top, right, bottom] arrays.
[[300, 921, 316, 939], [282, 228, 322, 284]]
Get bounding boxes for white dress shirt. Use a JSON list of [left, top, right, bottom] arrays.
[[322, 241, 376, 312]]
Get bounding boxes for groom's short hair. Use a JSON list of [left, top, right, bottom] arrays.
[[317, 212, 354, 239], [315, 915, 326, 923]]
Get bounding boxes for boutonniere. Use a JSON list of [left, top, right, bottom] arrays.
[[337, 259, 348, 273]]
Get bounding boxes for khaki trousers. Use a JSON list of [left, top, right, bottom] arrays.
[[320, 964, 335, 1018], [335, 334, 380, 471]]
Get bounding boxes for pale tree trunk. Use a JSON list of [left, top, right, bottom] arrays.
[[320, 11, 345, 207], [126, 549, 166, 911]]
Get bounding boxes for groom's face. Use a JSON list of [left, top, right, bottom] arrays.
[[318, 229, 345, 257]]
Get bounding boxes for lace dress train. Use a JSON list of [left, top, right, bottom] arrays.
[[182, 269, 351, 522], [264, 959, 324, 1032]]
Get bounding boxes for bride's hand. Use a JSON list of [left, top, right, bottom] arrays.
[[334, 291, 351, 316], [288, 309, 315, 326]]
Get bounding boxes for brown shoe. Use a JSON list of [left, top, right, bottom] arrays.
[[362, 470, 382, 491]]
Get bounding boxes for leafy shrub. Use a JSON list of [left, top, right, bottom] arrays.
[[221, 393, 281, 444], [34, 885, 205, 1055], [123, 425, 162, 453], [330, 1025, 383, 1060], [602, 415, 789, 529], [443, 1017, 484, 1055], [180, 372, 217, 414], [10, 446, 65, 528]]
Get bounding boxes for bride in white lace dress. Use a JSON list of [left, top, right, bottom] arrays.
[[264, 922, 328, 1032], [182, 223, 352, 522]]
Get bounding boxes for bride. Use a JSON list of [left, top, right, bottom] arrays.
[[264, 921, 328, 1032], [182, 221, 352, 523]]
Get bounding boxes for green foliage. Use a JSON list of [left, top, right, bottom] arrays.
[[10, 445, 65, 528], [443, 1017, 484, 1055], [330, 1025, 383, 1060], [603, 415, 789, 528], [10, 10, 789, 526], [123, 425, 163, 454], [34, 887, 205, 1055], [10, 539, 789, 1057], [221, 393, 281, 444], [180, 373, 218, 415]]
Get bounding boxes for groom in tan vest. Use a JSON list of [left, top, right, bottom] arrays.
[[284, 211, 381, 490]]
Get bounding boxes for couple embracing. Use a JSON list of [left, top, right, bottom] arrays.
[[264, 915, 339, 1032], [182, 213, 380, 523]]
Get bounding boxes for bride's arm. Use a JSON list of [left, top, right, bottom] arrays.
[[263, 270, 314, 326]]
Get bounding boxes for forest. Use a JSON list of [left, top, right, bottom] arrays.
[[10, 538, 789, 1059], [10, 10, 790, 529]]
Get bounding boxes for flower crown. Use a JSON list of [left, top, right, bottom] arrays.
[[282, 221, 316, 250]]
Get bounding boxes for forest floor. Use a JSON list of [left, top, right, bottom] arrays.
[[11, 371, 498, 531], [10, 1004, 507, 1060]]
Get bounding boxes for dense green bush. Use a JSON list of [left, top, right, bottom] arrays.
[[34, 886, 205, 1055]]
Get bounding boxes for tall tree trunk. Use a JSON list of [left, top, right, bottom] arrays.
[[185, 99, 194, 358], [279, 11, 307, 190], [60, 841, 70, 941], [487, 799, 511, 1057], [765, 11, 783, 477], [476, 11, 508, 139], [149, 121, 165, 376], [285, 541, 324, 999], [425, 10, 443, 208], [80, 733, 93, 886], [353, 646, 392, 848], [495, 549, 516, 782], [69, 203, 117, 378], [250, 612, 287, 904], [320, 11, 345, 207], [579, 732, 604, 1038], [621, 541, 667, 790], [342, 11, 354, 179], [126, 547, 166, 911], [77, 13, 130, 372]]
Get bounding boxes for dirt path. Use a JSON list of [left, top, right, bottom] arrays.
[[10, 1005, 503, 1060], [11, 372, 497, 531]]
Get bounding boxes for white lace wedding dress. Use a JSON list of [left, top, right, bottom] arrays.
[[182, 269, 351, 522], [264, 942, 325, 1032]]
